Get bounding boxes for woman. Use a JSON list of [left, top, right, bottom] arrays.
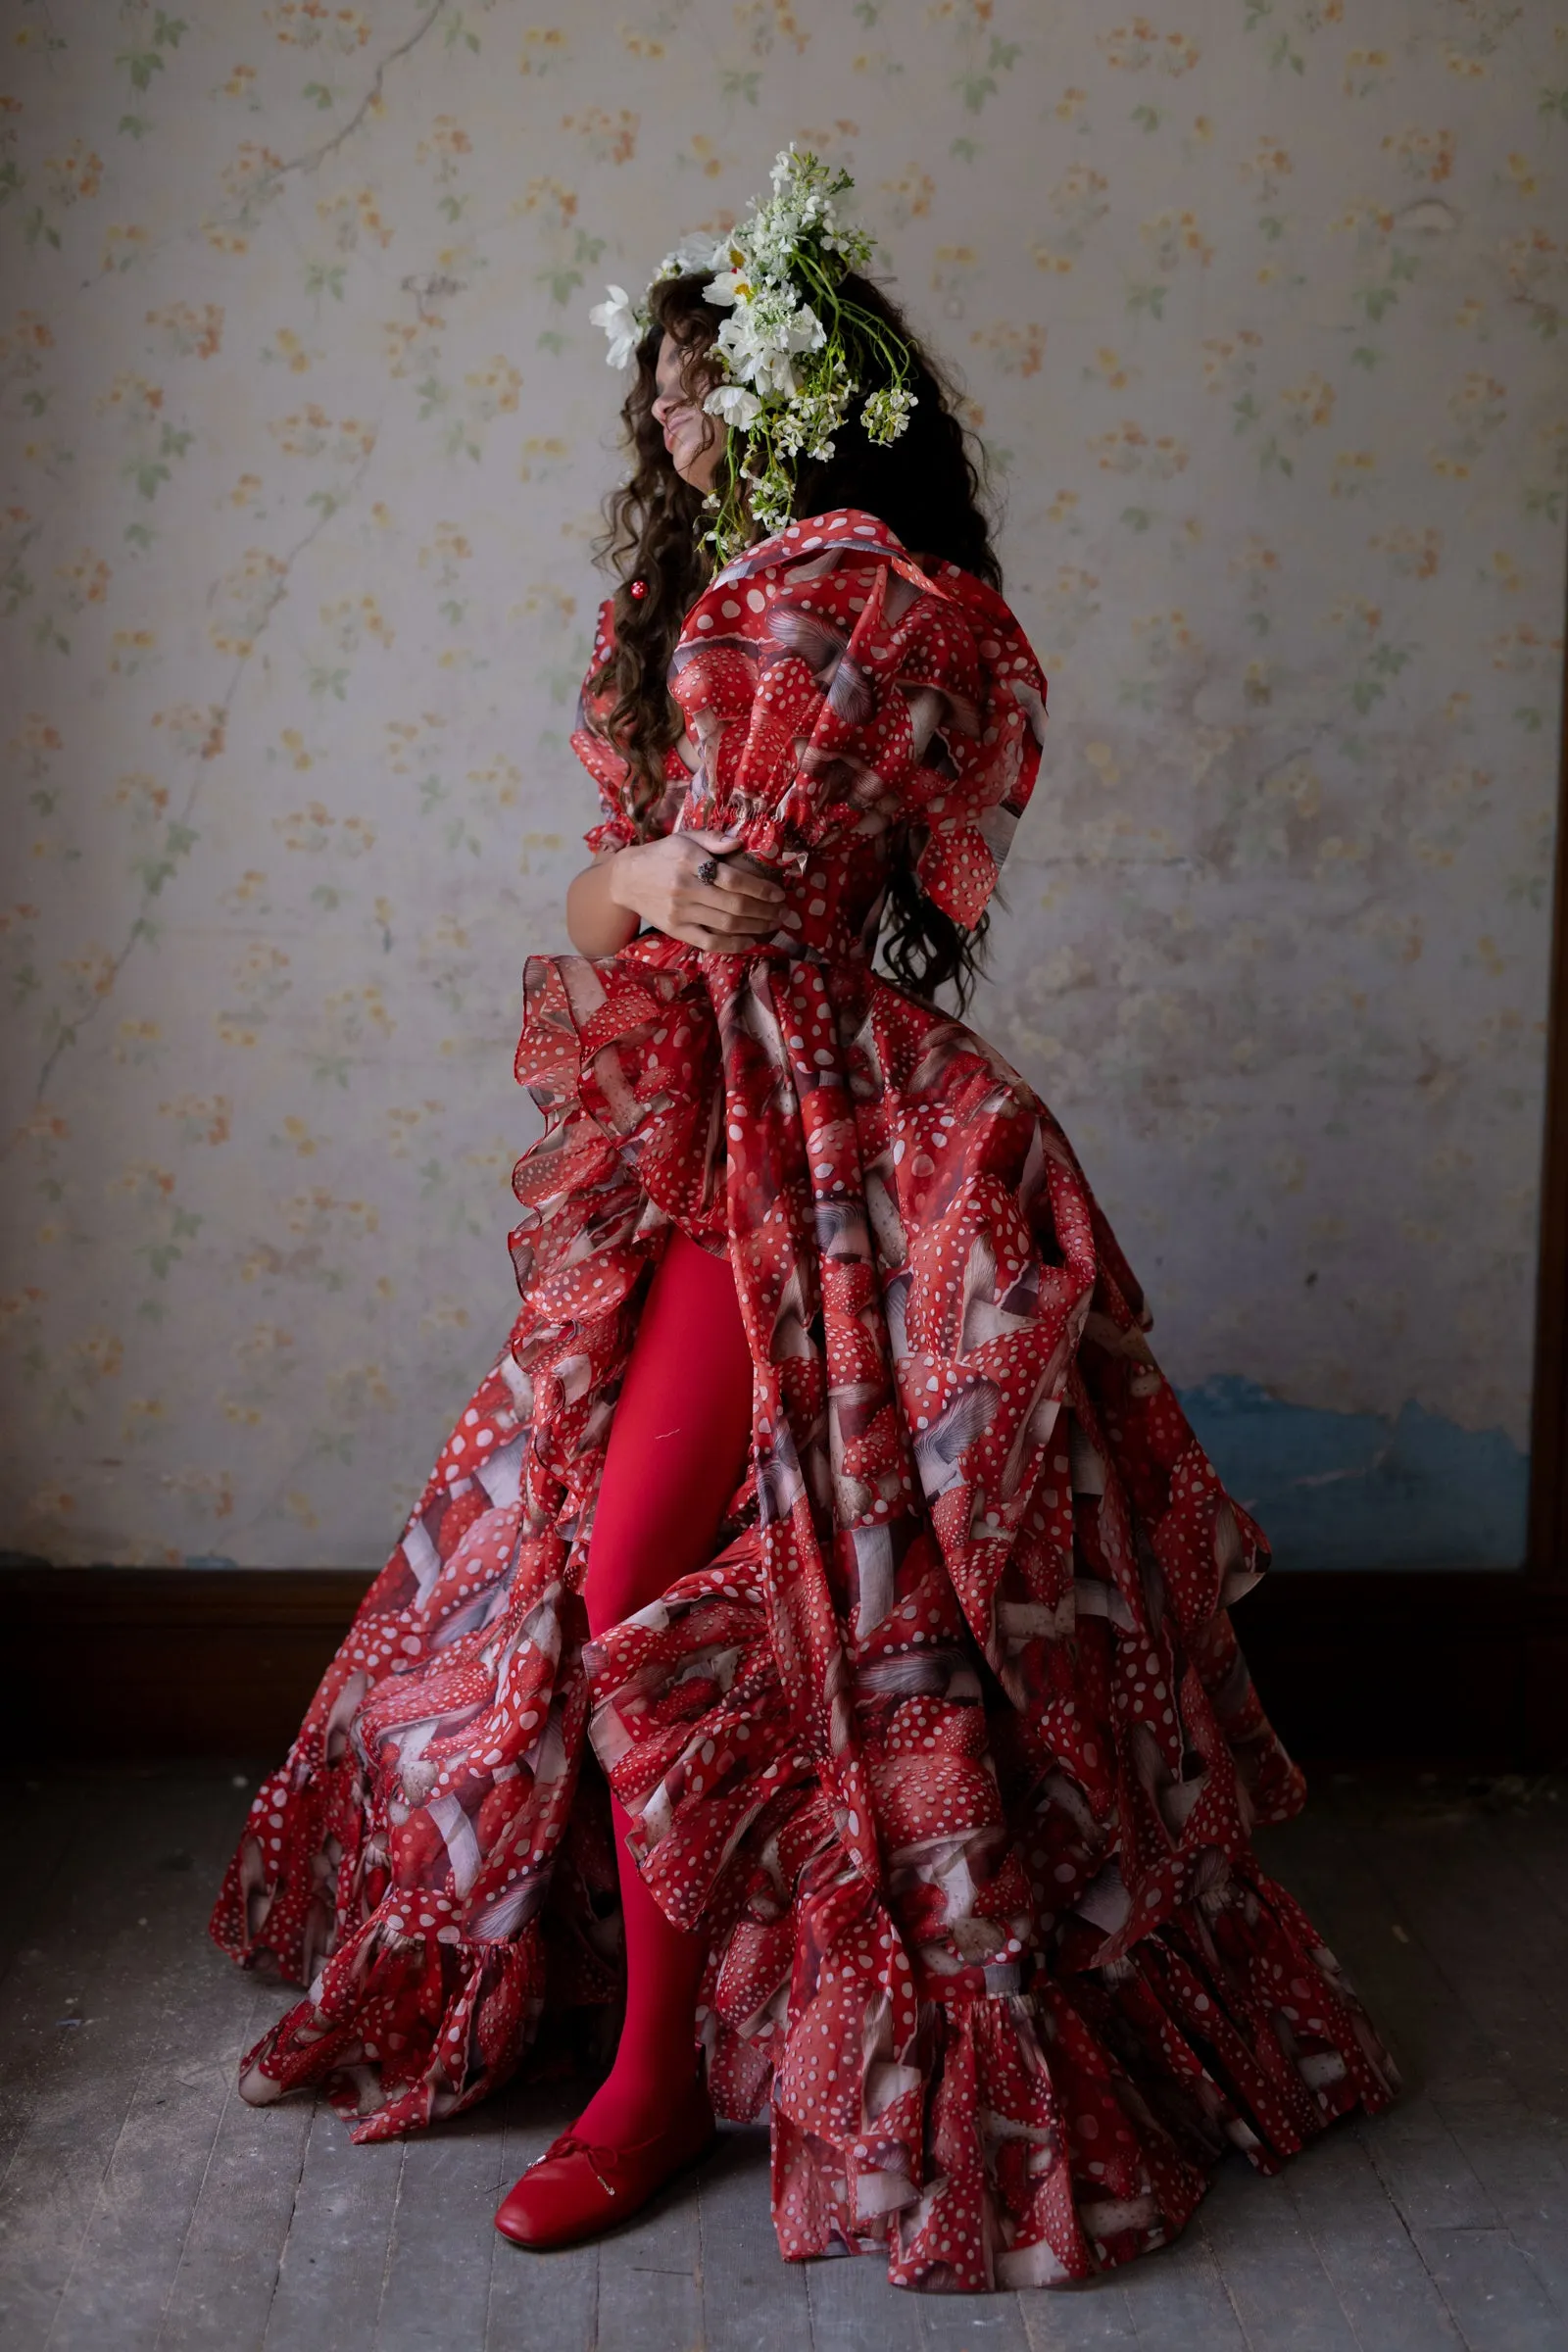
[[211, 151, 1396, 2293]]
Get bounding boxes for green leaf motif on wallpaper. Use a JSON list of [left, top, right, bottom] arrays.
[[22, 204, 62, 251], [538, 229, 608, 310], [1348, 639, 1417, 715], [3, 549, 36, 616], [122, 423, 194, 503], [118, 12, 186, 93], [1354, 249, 1418, 323], [305, 262, 348, 302], [138, 1205, 203, 1284], [303, 82, 336, 111], [720, 69, 761, 105], [1243, 1, 1304, 75], [133, 821, 198, 899], [954, 39, 1021, 116], [1539, 85, 1568, 122]]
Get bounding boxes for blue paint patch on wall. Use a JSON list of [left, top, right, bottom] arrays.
[[1173, 1376, 1529, 1571]]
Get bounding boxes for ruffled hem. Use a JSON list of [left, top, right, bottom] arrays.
[[754, 1855, 1397, 2292], [209, 843, 1399, 2283], [232, 1909, 545, 2144], [582, 1547, 1397, 2291]]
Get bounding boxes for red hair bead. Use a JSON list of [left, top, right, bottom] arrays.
[[628, 577, 648, 600]]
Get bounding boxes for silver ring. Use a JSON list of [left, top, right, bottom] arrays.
[[695, 854, 719, 885]]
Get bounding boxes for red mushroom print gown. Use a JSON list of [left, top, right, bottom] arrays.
[[211, 507, 1397, 2292]]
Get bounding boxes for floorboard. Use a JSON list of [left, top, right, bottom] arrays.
[[484, 2082, 601, 2352], [262, 2106, 404, 2352], [0, 1768, 1564, 2351], [696, 2127, 810, 2351]]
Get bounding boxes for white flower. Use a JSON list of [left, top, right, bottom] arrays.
[[704, 267, 750, 308], [715, 299, 825, 399], [704, 381, 762, 429], [603, 146, 915, 567], [862, 384, 918, 445], [657, 230, 730, 283], [589, 284, 646, 370]]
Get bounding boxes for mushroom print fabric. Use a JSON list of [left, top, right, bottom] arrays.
[[210, 508, 1397, 2292]]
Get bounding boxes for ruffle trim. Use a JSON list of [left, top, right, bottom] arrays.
[[234, 1909, 545, 2144], [583, 1557, 1397, 2290], [514, 942, 732, 1252], [756, 1859, 1397, 2291]]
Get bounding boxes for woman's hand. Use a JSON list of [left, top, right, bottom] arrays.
[[609, 826, 788, 952]]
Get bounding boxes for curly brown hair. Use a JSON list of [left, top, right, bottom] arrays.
[[586, 268, 1008, 1016]]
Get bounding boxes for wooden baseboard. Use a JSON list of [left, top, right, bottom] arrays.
[[5, 1565, 1565, 1769]]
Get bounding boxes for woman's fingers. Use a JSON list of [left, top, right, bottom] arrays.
[[686, 847, 786, 909], [682, 830, 785, 898], [617, 830, 788, 945], [669, 900, 781, 949], [681, 908, 781, 945], [683, 875, 783, 928]]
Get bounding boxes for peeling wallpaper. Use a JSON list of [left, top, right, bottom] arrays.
[[1, 0, 1564, 1569]]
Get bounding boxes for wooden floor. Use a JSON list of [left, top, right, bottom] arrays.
[[1, 1769, 1565, 2352]]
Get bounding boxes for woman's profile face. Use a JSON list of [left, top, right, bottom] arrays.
[[650, 330, 726, 494]]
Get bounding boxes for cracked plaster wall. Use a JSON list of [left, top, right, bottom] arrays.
[[1, 0, 1564, 1568]]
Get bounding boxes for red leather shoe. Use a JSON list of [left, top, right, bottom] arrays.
[[494, 2072, 717, 2251]]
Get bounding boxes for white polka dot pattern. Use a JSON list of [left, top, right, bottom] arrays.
[[211, 509, 1397, 2291]]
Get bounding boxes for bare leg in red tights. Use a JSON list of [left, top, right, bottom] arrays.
[[573, 1221, 755, 2148]]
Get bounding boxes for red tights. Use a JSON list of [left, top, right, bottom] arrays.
[[576, 1222, 754, 2144]]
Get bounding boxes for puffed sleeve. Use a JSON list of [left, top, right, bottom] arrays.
[[668, 551, 1048, 928]]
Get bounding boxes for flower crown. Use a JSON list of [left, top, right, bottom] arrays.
[[589, 146, 917, 569]]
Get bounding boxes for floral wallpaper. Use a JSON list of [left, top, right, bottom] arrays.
[[1, 0, 1564, 1570]]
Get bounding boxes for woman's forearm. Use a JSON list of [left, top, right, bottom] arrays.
[[565, 850, 643, 957], [564, 828, 786, 956]]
